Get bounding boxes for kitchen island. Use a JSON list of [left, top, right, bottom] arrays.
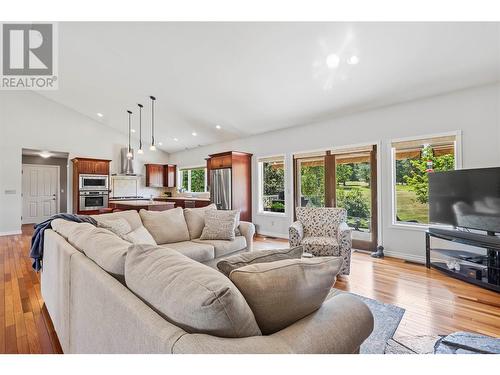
[[109, 200, 175, 212], [154, 196, 211, 209]]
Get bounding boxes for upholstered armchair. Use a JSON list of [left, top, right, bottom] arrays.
[[289, 207, 352, 275]]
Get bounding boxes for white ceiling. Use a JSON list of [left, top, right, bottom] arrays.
[[40, 22, 500, 153]]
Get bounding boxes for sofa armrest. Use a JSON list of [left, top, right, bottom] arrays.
[[337, 222, 352, 250], [272, 293, 373, 353], [172, 293, 373, 354], [238, 221, 255, 251], [289, 221, 304, 247]]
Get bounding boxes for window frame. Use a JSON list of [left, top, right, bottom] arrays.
[[177, 166, 208, 193], [390, 131, 462, 230], [257, 155, 287, 216]]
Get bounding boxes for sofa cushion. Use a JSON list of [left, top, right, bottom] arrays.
[[122, 226, 157, 246], [301, 236, 339, 256], [96, 217, 133, 237], [295, 207, 346, 237], [125, 244, 262, 338], [51, 219, 88, 243], [139, 208, 190, 245], [184, 204, 217, 239], [160, 241, 214, 263], [200, 210, 240, 241], [193, 236, 247, 258], [91, 210, 143, 231], [229, 257, 343, 334], [64, 224, 130, 282], [217, 246, 303, 277]]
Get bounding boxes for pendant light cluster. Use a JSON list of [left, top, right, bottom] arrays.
[[125, 95, 157, 159]]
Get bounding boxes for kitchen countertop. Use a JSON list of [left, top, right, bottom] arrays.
[[110, 200, 175, 206], [154, 197, 211, 202]]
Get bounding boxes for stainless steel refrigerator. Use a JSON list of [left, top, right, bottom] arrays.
[[210, 168, 232, 210]]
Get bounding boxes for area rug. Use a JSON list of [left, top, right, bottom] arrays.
[[329, 289, 405, 354]]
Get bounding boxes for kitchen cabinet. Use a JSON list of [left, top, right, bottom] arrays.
[[145, 164, 165, 187], [74, 158, 110, 175], [165, 164, 176, 188]]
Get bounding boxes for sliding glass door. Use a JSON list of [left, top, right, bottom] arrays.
[[294, 145, 378, 251]]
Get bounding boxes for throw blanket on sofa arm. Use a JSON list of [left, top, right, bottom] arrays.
[[30, 213, 97, 272]]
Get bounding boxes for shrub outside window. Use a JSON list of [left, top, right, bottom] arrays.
[[179, 167, 207, 193]]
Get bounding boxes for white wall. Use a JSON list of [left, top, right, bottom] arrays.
[[168, 83, 500, 262], [0, 91, 169, 235]]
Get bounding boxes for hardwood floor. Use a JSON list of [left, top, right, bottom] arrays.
[[0, 227, 498, 354]]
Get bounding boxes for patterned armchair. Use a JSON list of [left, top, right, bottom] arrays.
[[289, 207, 352, 275]]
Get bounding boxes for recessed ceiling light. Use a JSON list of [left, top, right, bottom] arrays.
[[215, 125, 221, 130], [192, 132, 197, 136], [158, 142, 163, 146], [347, 55, 359, 65], [173, 138, 179, 142], [326, 53, 340, 69], [97, 113, 103, 118], [131, 129, 136, 133], [40, 151, 51, 158]]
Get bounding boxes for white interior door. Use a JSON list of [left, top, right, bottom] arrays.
[[22, 164, 59, 224]]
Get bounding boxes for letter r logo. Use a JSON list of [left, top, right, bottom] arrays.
[[2, 24, 53, 75]]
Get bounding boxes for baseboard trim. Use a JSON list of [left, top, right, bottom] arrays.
[[0, 230, 22, 237], [383, 250, 426, 264], [256, 230, 288, 240]]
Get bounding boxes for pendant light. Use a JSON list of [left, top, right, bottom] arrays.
[[137, 103, 144, 154], [126, 110, 133, 159], [149, 95, 156, 151]]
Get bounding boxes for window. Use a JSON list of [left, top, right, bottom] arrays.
[[296, 157, 325, 207], [392, 135, 457, 225], [178, 167, 207, 193], [258, 156, 286, 214]]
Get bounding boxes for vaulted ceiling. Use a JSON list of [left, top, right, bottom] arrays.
[[40, 22, 500, 153]]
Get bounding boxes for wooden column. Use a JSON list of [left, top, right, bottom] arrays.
[[324, 152, 336, 207]]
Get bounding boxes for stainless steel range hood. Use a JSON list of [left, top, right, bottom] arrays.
[[120, 147, 136, 175]]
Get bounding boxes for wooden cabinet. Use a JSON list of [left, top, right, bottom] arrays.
[[145, 164, 177, 188], [206, 151, 252, 222], [165, 164, 176, 188], [73, 158, 110, 175], [71, 157, 111, 214], [145, 164, 165, 187]]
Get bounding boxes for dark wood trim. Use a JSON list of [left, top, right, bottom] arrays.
[[324, 152, 336, 207]]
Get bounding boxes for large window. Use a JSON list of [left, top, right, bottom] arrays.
[[258, 156, 286, 214], [392, 135, 457, 225], [296, 157, 325, 207], [178, 167, 207, 193]]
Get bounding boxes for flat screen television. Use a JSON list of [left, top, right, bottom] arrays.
[[429, 167, 500, 233]]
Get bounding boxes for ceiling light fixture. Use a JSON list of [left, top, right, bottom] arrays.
[[158, 142, 163, 146], [131, 129, 136, 133], [137, 103, 144, 154], [347, 55, 359, 65], [192, 132, 197, 136], [126, 110, 133, 159], [40, 151, 51, 158], [149, 95, 157, 151], [173, 138, 179, 142], [215, 125, 221, 130], [97, 113, 103, 118], [326, 53, 340, 69]]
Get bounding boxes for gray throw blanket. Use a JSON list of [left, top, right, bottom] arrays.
[[30, 213, 97, 271]]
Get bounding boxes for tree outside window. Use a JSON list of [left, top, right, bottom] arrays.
[[179, 167, 207, 193], [260, 158, 285, 213]]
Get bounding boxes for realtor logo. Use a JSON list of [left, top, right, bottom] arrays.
[[1, 23, 58, 89]]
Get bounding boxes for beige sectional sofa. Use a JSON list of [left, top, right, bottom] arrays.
[[40, 208, 374, 354]]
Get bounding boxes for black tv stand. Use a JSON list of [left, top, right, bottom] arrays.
[[426, 227, 500, 293]]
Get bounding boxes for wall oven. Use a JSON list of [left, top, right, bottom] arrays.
[[79, 191, 109, 211], [79, 174, 109, 191]]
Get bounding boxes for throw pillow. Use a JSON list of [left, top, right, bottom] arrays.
[[96, 217, 133, 237], [229, 256, 343, 334], [125, 244, 262, 338], [122, 226, 157, 245], [200, 210, 239, 241], [184, 203, 217, 239], [217, 246, 304, 277], [139, 208, 190, 245]]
